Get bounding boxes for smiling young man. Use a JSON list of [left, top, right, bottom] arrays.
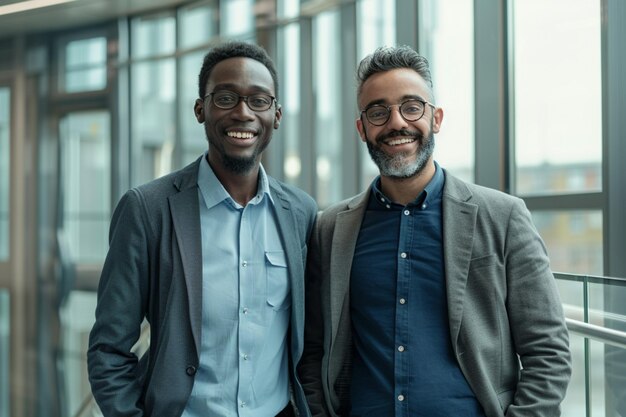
[[88, 41, 317, 417], [299, 45, 572, 417]]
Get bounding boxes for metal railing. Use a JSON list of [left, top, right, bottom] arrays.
[[554, 272, 626, 417]]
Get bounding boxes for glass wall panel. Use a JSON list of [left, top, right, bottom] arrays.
[[596, 282, 626, 416], [59, 291, 97, 417], [419, 0, 474, 183], [513, 0, 602, 195], [0, 87, 9, 261], [131, 59, 176, 185], [277, 23, 301, 185], [313, 10, 341, 208], [0, 289, 8, 417], [179, 1, 217, 49], [59, 110, 111, 262], [531, 210, 603, 275], [220, 0, 254, 38], [63, 37, 107, 93], [561, 334, 587, 416], [357, 0, 396, 187], [180, 51, 208, 166], [131, 14, 176, 59]]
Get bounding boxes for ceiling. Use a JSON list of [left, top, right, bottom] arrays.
[[0, 0, 193, 40]]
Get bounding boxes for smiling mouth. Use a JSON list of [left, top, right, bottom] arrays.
[[227, 131, 255, 139], [384, 137, 416, 146]]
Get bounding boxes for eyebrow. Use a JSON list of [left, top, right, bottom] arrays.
[[364, 94, 427, 108], [211, 83, 274, 95]]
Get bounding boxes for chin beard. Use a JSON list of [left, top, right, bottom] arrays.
[[366, 131, 435, 179], [221, 154, 257, 175]]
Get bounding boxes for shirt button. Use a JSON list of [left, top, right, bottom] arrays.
[[398, 345, 405, 352], [399, 298, 406, 304], [404, 209, 410, 215], [422, 203, 427, 210], [243, 354, 249, 360], [240, 401, 246, 408], [398, 394, 405, 401], [242, 307, 249, 314], [380, 197, 385, 202], [400, 252, 407, 259], [186, 365, 197, 376], [242, 261, 248, 267], [385, 204, 391, 209]]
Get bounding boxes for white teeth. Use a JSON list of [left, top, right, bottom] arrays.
[[387, 137, 415, 146], [227, 131, 254, 139]]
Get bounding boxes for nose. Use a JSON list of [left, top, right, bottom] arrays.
[[386, 105, 408, 130], [229, 98, 255, 121]]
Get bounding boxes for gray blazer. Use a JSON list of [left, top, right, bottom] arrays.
[[299, 171, 571, 417], [88, 157, 317, 417]]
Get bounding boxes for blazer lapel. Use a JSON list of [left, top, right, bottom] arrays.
[[330, 190, 369, 342], [269, 180, 305, 358], [442, 173, 478, 349], [169, 159, 203, 356]]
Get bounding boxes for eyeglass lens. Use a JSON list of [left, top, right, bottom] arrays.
[[365, 100, 426, 126], [211, 91, 274, 111]]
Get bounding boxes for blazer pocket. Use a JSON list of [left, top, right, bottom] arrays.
[[497, 388, 515, 412], [265, 250, 291, 310]]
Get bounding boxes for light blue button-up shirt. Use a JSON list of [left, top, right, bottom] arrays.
[[182, 155, 290, 417]]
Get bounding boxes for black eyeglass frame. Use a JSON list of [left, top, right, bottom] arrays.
[[203, 90, 277, 112], [360, 98, 436, 126]]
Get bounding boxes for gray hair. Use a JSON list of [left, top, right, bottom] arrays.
[[357, 45, 434, 101]]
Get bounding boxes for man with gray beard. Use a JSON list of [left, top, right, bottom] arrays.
[[298, 45, 571, 417]]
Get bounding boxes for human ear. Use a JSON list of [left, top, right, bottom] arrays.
[[194, 99, 205, 123]]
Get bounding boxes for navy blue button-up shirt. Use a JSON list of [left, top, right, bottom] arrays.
[[350, 163, 485, 417]]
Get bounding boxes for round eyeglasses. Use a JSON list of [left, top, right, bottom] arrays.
[[204, 90, 276, 112], [361, 99, 435, 126]]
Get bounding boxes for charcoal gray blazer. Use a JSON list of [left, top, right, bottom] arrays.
[[88, 157, 317, 417], [299, 171, 571, 417]]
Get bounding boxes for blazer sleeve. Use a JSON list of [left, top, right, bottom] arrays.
[[87, 189, 151, 417], [298, 215, 332, 417], [504, 198, 572, 416]]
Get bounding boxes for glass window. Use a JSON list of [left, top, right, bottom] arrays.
[[220, 0, 255, 38], [357, 0, 396, 188], [419, 0, 474, 183], [59, 110, 111, 263], [277, 23, 301, 185], [131, 59, 176, 185], [180, 51, 208, 166], [314, 10, 342, 208], [513, 0, 602, 195], [179, 2, 217, 49], [131, 14, 176, 59], [278, 0, 299, 19], [0, 289, 8, 417], [63, 37, 107, 93], [0, 87, 9, 261], [531, 210, 603, 275]]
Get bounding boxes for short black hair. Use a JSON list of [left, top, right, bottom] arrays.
[[357, 45, 434, 102], [198, 41, 279, 100]]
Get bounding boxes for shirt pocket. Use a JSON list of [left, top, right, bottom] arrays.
[[265, 250, 291, 311]]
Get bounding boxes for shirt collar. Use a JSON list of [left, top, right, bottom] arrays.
[[370, 161, 445, 209], [197, 153, 274, 210]]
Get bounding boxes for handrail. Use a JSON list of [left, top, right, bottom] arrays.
[[565, 318, 626, 349], [554, 271, 626, 286]]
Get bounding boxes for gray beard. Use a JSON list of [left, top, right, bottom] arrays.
[[366, 132, 435, 179]]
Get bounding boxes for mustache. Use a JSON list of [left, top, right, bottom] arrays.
[[377, 129, 423, 142]]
